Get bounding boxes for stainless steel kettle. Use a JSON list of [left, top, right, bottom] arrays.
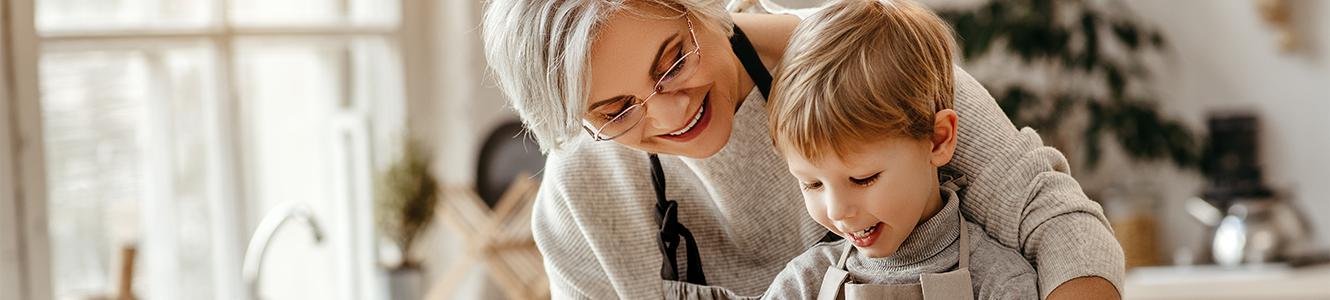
[[1186, 196, 1312, 266]]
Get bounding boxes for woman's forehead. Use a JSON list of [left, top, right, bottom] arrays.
[[586, 10, 683, 103]]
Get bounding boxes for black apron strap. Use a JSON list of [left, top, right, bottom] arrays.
[[650, 153, 706, 285], [730, 25, 772, 99]]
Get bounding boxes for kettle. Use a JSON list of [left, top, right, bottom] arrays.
[[1187, 114, 1318, 266], [1186, 196, 1312, 266]]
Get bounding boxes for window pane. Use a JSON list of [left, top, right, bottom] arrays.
[[234, 35, 402, 300], [228, 0, 399, 28], [41, 40, 219, 300], [36, 0, 215, 33], [234, 37, 345, 300]]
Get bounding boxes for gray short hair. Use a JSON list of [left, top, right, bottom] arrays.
[[482, 0, 735, 153]]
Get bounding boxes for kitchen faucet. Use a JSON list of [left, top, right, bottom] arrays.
[[242, 202, 325, 300]]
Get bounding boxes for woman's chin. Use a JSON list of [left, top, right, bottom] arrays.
[[654, 95, 735, 158], [676, 115, 733, 159], [642, 125, 730, 159]]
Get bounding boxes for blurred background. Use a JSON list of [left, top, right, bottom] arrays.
[[0, 0, 1326, 300]]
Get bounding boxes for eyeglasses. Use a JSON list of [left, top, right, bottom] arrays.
[[583, 15, 701, 141]]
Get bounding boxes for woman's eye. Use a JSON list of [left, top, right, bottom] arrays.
[[800, 181, 823, 191], [661, 58, 685, 81], [655, 43, 685, 79], [851, 173, 880, 186], [599, 98, 634, 121]]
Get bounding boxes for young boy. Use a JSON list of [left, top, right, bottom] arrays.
[[762, 0, 1037, 298]]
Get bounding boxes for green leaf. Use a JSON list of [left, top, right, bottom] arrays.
[[1112, 22, 1142, 50], [1084, 101, 1105, 169], [1079, 13, 1100, 71], [996, 87, 1036, 125]]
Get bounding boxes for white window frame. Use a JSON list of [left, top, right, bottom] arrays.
[[5, 0, 54, 299], [1, 1, 36, 299], [1, 0, 430, 299]]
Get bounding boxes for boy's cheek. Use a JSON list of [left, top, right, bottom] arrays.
[[802, 196, 835, 233]]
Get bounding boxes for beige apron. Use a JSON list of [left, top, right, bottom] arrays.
[[815, 179, 974, 300]]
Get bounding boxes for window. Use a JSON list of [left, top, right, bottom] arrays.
[[7, 0, 411, 299]]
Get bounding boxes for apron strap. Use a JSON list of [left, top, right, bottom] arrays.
[[835, 240, 854, 269], [730, 25, 772, 100], [939, 174, 970, 269], [956, 197, 969, 269], [650, 153, 707, 285], [813, 241, 854, 300]]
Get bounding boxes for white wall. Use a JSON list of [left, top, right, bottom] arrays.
[[1119, 0, 1330, 256], [412, 0, 515, 298], [426, 0, 517, 188]]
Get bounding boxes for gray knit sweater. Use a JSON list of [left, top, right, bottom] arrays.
[[530, 67, 1124, 299], [762, 181, 1038, 300]]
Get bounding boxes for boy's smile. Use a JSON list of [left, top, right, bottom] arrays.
[[783, 135, 949, 258]]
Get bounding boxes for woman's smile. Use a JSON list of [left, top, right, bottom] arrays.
[[658, 92, 712, 142]]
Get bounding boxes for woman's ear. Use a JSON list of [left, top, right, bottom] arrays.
[[929, 109, 959, 167]]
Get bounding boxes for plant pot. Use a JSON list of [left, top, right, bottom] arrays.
[[387, 265, 424, 300]]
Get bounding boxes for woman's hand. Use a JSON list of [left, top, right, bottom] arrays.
[[1047, 276, 1120, 300]]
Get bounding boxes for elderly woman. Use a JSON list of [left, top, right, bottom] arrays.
[[480, 0, 1124, 299]]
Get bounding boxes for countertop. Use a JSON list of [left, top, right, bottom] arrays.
[[1123, 263, 1330, 300]]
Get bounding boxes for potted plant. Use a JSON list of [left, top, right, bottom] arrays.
[[937, 0, 1201, 170], [375, 140, 439, 300]]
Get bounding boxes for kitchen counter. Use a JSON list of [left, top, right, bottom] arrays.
[[1123, 263, 1330, 300]]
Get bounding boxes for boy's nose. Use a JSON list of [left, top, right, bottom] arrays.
[[824, 190, 858, 221]]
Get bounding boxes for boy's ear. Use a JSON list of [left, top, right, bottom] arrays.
[[929, 109, 959, 167]]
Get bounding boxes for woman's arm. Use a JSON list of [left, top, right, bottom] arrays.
[[947, 66, 1125, 299], [1017, 175, 1125, 299], [1048, 276, 1121, 300]]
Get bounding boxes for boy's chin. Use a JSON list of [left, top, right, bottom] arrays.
[[857, 245, 900, 259]]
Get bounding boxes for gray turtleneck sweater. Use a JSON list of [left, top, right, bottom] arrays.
[[762, 183, 1038, 300]]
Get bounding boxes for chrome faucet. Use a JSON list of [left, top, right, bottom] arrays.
[[242, 202, 325, 300]]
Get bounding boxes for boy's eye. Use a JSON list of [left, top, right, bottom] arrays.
[[850, 173, 880, 186], [800, 181, 823, 191]]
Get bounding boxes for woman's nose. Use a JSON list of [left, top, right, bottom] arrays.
[[644, 90, 693, 132]]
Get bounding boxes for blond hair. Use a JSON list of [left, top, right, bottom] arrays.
[[482, 0, 734, 153], [768, 0, 957, 162]]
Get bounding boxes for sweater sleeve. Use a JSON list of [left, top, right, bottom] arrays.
[[760, 243, 842, 300], [946, 66, 1125, 299], [531, 177, 612, 300], [530, 150, 669, 300]]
